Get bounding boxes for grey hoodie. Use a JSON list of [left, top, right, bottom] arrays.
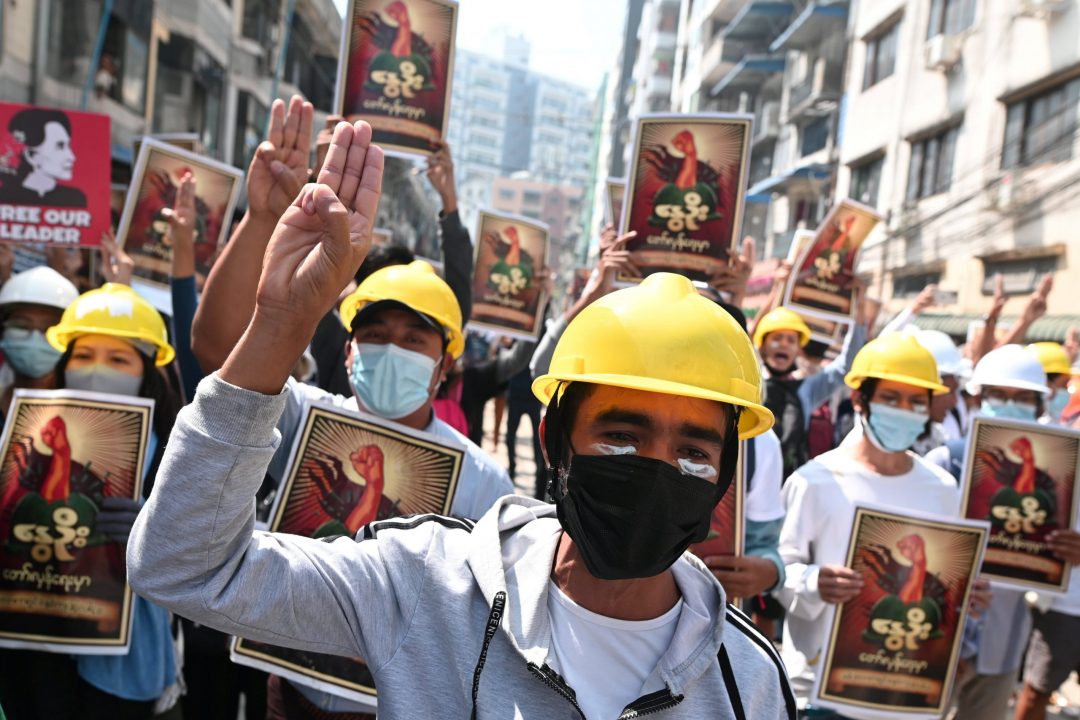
[[128, 374, 795, 719]]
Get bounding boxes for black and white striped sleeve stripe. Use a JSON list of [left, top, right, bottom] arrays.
[[725, 604, 797, 720], [359, 514, 476, 541]]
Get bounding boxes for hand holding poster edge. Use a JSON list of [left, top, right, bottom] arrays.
[[230, 398, 466, 703], [781, 198, 881, 324], [616, 112, 753, 285], [332, 0, 459, 159], [0, 388, 154, 655], [811, 502, 990, 720], [468, 208, 550, 341], [959, 415, 1080, 593], [116, 137, 245, 289]]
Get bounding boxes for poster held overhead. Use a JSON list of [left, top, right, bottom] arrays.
[[468, 209, 550, 340], [0, 102, 111, 247], [604, 178, 626, 227], [116, 138, 244, 291], [335, 0, 458, 158], [783, 199, 881, 324], [619, 113, 752, 283]]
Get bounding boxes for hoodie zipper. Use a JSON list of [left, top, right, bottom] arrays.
[[618, 690, 684, 718], [527, 662, 586, 719]]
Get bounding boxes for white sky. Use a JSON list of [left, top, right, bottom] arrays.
[[331, 0, 627, 94]]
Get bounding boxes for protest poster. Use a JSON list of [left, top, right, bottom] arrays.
[[468, 209, 549, 340], [117, 138, 243, 289], [619, 113, 752, 283], [783, 199, 881, 323], [231, 401, 465, 705], [690, 446, 745, 559], [132, 132, 201, 161], [961, 417, 1080, 592], [0, 389, 153, 654], [0, 102, 111, 247], [336, 0, 458, 157], [786, 228, 814, 265], [605, 178, 625, 227], [814, 505, 988, 719]]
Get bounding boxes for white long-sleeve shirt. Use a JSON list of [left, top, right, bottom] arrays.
[[777, 434, 960, 713]]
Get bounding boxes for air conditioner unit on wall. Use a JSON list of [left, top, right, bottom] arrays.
[[924, 34, 962, 71], [1018, 0, 1067, 17]]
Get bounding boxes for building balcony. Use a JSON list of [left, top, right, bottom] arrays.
[[723, 1, 795, 43], [700, 34, 758, 88], [785, 58, 843, 123], [746, 162, 832, 198], [711, 55, 786, 97], [700, 0, 751, 24], [769, 1, 849, 53]]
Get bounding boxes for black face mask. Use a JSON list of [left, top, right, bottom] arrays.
[[553, 453, 727, 580]]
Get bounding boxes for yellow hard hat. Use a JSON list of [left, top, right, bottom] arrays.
[[46, 283, 175, 366], [752, 307, 812, 348], [532, 273, 773, 439], [845, 334, 949, 395], [1027, 342, 1072, 376], [339, 260, 464, 359]]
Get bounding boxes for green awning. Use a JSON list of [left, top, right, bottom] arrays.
[[911, 313, 1080, 343]]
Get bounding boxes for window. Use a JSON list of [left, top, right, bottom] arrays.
[[800, 117, 829, 157], [893, 272, 942, 298], [850, 155, 884, 207], [523, 190, 542, 205], [498, 188, 516, 201], [154, 35, 225, 154], [863, 21, 899, 89], [906, 124, 960, 200], [981, 257, 1058, 295], [1002, 77, 1080, 168], [234, 92, 268, 173], [243, 0, 281, 45], [926, 0, 975, 38]]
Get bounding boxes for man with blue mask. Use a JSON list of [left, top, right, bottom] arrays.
[[0, 266, 78, 415], [1027, 342, 1073, 424], [777, 334, 990, 716]]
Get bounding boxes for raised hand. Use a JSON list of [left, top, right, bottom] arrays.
[[257, 120, 384, 327], [818, 564, 864, 604], [912, 283, 938, 315], [988, 273, 1006, 321], [1021, 274, 1052, 324], [315, 114, 346, 172], [98, 229, 134, 285], [248, 95, 315, 221], [426, 140, 457, 212]]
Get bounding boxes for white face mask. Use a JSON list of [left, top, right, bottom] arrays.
[[65, 364, 142, 397], [348, 342, 439, 420]]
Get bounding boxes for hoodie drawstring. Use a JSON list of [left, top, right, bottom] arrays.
[[470, 590, 506, 720]]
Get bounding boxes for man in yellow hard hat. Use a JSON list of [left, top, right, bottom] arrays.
[[129, 122, 795, 718], [752, 306, 868, 479], [1027, 342, 1073, 423], [776, 333, 986, 715]]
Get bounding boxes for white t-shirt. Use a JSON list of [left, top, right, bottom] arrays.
[[777, 436, 960, 712], [747, 429, 785, 523], [547, 581, 682, 720]]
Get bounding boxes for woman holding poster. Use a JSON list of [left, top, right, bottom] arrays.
[[0, 284, 182, 718]]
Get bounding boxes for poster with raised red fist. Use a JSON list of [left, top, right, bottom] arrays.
[[0, 389, 153, 654], [469, 209, 550, 340], [231, 401, 464, 705], [605, 178, 625, 227], [961, 417, 1080, 592], [0, 102, 111, 247], [814, 505, 988, 719], [117, 138, 243, 289], [336, 0, 458, 157], [619, 114, 752, 283], [690, 445, 745, 559], [783, 199, 881, 324]]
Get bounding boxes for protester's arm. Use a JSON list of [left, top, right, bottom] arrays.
[[708, 237, 754, 308], [997, 274, 1052, 347], [971, 274, 1005, 366], [494, 339, 537, 386], [426, 141, 473, 320], [192, 96, 314, 373], [776, 475, 827, 620], [98, 230, 134, 286], [161, 172, 203, 400], [880, 284, 936, 336], [745, 518, 785, 590], [798, 320, 868, 425], [128, 121, 396, 661]]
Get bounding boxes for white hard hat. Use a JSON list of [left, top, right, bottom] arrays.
[[967, 344, 1051, 396], [0, 266, 79, 313], [906, 328, 964, 377]]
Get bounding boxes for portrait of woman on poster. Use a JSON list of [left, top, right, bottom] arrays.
[[0, 108, 87, 208]]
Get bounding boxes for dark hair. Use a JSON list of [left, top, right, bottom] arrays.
[[355, 243, 415, 284], [8, 109, 73, 182], [715, 300, 747, 334], [856, 377, 933, 437]]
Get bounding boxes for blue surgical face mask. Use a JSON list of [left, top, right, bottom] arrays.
[[65, 364, 143, 397], [981, 398, 1038, 422], [0, 327, 60, 379], [1046, 391, 1070, 422], [349, 342, 439, 420], [862, 403, 929, 453]]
